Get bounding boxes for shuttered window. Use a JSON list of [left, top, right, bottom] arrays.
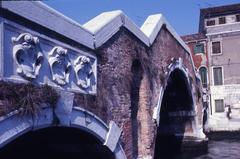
[[215, 99, 224, 112], [206, 20, 215, 26], [213, 67, 223, 85], [212, 41, 221, 54], [219, 17, 226, 24], [194, 43, 204, 54], [199, 67, 207, 88], [236, 14, 240, 22]]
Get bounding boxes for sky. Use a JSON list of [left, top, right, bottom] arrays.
[[44, 0, 240, 36]]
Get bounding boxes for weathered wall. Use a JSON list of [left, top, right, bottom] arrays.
[[207, 32, 240, 131], [86, 26, 205, 158], [186, 41, 208, 69]]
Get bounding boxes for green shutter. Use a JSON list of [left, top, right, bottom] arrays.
[[194, 43, 204, 54]]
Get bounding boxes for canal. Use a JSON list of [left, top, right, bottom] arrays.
[[194, 139, 240, 159], [167, 139, 240, 159], [179, 132, 240, 159]]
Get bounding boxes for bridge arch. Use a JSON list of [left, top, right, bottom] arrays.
[[0, 107, 126, 159], [154, 59, 196, 158]]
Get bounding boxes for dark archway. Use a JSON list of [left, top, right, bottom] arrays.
[[130, 59, 143, 158], [154, 69, 194, 159], [0, 127, 115, 159]]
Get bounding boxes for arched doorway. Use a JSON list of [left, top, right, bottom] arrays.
[[154, 68, 194, 159], [0, 127, 115, 159]]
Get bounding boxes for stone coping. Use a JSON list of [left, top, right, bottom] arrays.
[[2, 1, 190, 53]]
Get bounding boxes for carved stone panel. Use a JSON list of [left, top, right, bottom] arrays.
[[73, 56, 95, 89], [48, 46, 71, 86], [6, 23, 96, 94], [12, 33, 43, 80]]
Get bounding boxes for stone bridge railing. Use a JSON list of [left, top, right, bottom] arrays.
[[1, 14, 97, 94]]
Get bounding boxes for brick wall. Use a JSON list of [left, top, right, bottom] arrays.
[[74, 26, 204, 158]]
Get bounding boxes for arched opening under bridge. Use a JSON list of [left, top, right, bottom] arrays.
[[154, 69, 194, 159], [0, 126, 115, 159]]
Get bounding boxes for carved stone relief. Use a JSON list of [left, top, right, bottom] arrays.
[[12, 33, 43, 80], [11, 32, 96, 93], [73, 56, 95, 89], [48, 46, 71, 86]]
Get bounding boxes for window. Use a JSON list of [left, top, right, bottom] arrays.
[[199, 67, 207, 88], [215, 99, 224, 112], [219, 17, 226, 24], [236, 14, 240, 22], [206, 20, 215, 26], [212, 41, 221, 54], [213, 67, 223, 85], [194, 43, 204, 54]]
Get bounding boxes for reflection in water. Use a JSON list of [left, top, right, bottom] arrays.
[[194, 140, 240, 159], [176, 139, 240, 159]]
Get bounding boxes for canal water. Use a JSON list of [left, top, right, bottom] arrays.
[[193, 139, 240, 159], [170, 139, 240, 159], [175, 131, 240, 159]]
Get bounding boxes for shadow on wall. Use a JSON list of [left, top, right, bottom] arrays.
[[154, 69, 194, 159], [0, 127, 115, 159], [131, 60, 143, 158]]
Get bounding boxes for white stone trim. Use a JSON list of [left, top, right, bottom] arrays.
[[153, 86, 163, 126], [206, 29, 240, 36], [1, 1, 94, 49], [104, 121, 122, 152], [123, 13, 149, 45], [2, 1, 192, 53], [83, 10, 123, 48], [141, 14, 164, 44], [83, 10, 149, 47], [0, 107, 127, 159], [141, 14, 191, 53]]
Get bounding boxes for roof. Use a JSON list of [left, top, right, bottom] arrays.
[[199, 3, 240, 33], [1, 1, 190, 53], [200, 3, 240, 17], [181, 33, 206, 42]]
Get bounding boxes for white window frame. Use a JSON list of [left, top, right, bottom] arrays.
[[198, 66, 208, 88], [212, 66, 224, 86], [211, 40, 223, 56]]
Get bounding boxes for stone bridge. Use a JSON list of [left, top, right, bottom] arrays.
[[0, 1, 207, 159]]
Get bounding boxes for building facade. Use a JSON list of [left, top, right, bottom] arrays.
[[184, 3, 240, 131], [181, 33, 208, 89]]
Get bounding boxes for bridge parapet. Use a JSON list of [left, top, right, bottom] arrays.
[[0, 20, 97, 94]]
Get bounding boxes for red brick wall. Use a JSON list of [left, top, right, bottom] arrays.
[[74, 26, 204, 158]]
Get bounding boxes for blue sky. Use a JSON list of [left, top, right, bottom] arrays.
[[44, 0, 240, 35]]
